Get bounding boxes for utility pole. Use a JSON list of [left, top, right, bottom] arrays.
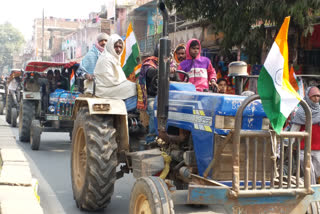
[[41, 8, 44, 61], [174, 14, 177, 47]]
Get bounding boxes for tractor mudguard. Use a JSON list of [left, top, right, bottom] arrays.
[[72, 97, 129, 152], [23, 92, 41, 100]]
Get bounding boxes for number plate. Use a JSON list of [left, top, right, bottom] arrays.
[[46, 115, 59, 120]]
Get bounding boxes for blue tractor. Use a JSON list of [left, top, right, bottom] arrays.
[[19, 61, 80, 150], [70, 2, 320, 213]]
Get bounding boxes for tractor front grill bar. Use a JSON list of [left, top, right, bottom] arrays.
[[57, 103, 74, 116], [230, 95, 313, 198], [241, 132, 306, 192]]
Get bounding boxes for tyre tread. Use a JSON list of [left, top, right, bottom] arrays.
[[19, 101, 35, 142], [71, 107, 117, 211]]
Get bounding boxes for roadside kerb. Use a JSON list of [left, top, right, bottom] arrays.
[[0, 118, 43, 214]]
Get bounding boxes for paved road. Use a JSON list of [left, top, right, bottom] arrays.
[[8, 117, 225, 214]]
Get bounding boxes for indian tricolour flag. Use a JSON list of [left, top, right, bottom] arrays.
[[70, 69, 75, 92], [121, 22, 140, 78], [258, 16, 301, 134]]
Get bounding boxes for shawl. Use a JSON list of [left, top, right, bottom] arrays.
[[95, 42, 105, 52], [78, 45, 101, 75], [94, 34, 137, 99], [292, 87, 320, 125], [137, 56, 158, 110]]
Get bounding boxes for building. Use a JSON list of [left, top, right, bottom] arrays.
[[55, 13, 115, 62], [32, 17, 82, 61]]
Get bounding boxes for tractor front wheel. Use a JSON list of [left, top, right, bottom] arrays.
[[5, 94, 13, 124], [129, 176, 174, 214], [30, 120, 41, 150], [19, 100, 35, 142], [11, 108, 17, 127], [0, 100, 4, 115]]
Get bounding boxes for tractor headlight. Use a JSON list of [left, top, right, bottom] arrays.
[[93, 104, 110, 111], [262, 118, 270, 130], [215, 115, 235, 129], [48, 105, 55, 113]]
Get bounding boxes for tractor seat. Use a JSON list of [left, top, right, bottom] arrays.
[[124, 96, 137, 111]]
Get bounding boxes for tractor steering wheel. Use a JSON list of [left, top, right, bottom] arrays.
[[175, 70, 189, 82]]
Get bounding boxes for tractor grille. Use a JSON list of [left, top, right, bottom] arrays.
[[229, 95, 313, 198], [230, 130, 312, 197], [56, 103, 74, 116]]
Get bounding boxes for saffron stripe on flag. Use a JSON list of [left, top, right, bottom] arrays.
[[289, 67, 299, 91]]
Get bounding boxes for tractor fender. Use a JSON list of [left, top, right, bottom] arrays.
[[23, 92, 41, 100], [72, 97, 129, 152]]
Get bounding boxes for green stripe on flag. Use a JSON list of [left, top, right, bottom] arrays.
[[258, 66, 287, 133], [123, 43, 139, 77]]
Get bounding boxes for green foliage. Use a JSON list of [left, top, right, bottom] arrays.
[[0, 22, 25, 71], [165, 0, 320, 63]]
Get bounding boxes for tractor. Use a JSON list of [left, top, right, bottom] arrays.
[[19, 61, 80, 150], [70, 1, 320, 213], [5, 69, 23, 127]]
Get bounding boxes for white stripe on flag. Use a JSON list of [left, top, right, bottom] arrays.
[[135, 68, 141, 76], [264, 43, 299, 118], [124, 32, 137, 64], [264, 43, 284, 88]]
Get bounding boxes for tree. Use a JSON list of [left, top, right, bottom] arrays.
[[165, 0, 320, 64], [0, 22, 25, 73]]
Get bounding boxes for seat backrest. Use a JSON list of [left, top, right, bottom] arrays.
[[124, 96, 137, 112]]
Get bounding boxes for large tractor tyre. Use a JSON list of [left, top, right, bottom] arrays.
[[19, 101, 35, 142], [0, 100, 4, 115], [30, 120, 41, 150], [129, 176, 175, 214], [307, 201, 320, 214], [11, 108, 17, 127], [71, 107, 118, 211], [5, 94, 13, 124]]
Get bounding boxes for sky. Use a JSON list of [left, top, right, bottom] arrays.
[[0, 0, 107, 41]]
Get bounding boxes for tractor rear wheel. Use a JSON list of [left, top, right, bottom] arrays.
[[11, 108, 17, 127], [129, 176, 174, 214], [71, 107, 118, 211], [19, 100, 35, 142], [0, 100, 4, 115]]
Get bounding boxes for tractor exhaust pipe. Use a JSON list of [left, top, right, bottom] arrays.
[[157, 0, 170, 134], [158, 1, 168, 37]]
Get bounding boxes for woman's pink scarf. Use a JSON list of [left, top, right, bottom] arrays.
[[95, 42, 105, 52]]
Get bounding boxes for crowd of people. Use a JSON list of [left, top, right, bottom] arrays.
[[75, 32, 258, 143], [77, 32, 238, 97]]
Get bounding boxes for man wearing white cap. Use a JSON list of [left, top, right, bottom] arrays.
[[77, 32, 109, 80]]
